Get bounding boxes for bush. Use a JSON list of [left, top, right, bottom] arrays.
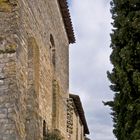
[[44, 129, 64, 140]]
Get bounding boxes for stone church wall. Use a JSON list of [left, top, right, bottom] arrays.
[[0, 0, 70, 139]]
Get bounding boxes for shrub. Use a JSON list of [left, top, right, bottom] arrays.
[[44, 129, 63, 140]]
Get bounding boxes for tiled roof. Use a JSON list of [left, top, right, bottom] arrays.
[[69, 94, 90, 134], [58, 0, 75, 44]]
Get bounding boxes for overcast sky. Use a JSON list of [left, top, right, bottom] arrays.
[[68, 0, 116, 140]]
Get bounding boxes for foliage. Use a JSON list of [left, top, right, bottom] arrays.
[[43, 129, 64, 140], [104, 0, 140, 139]]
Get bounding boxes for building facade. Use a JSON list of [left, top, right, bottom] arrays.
[[0, 0, 89, 140], [67, 94, 89, 140]]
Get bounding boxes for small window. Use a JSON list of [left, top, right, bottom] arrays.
[[50, 34, 56, 68], [50, 34, 55, 47], [43, 120, 47, 139]]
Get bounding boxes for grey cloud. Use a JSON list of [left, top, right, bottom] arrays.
[[69, 0, 116, 139]]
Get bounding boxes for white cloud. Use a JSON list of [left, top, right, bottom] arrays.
[[69, 0, 116, 139]]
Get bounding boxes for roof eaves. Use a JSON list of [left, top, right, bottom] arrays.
[[58, 0, 75, 44]]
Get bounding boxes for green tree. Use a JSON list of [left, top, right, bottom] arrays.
[[104, 0, 140, 139]]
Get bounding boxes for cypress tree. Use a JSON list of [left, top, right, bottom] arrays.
[[104, 0, 140, 139]]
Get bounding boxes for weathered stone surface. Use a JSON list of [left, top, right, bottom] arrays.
[[0, 0, 70, 139], [0, 1, 12, 12]]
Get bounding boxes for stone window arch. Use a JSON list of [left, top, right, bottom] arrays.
[[27, 37, 39, 92], [26, 37, 40, 140], [52, 80, 60, 129], [43, 120, 47, 139], [50, 34, 56, 68]]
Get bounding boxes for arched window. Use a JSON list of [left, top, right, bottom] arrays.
[[43, 120, 47, 139], [50, 34, 56, 68], [26, 37, 40, 140], [27, 37, 39, 93], [52, 80, 60, 129]]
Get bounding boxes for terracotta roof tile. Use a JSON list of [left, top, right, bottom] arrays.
[[58, 0, 75, 44]]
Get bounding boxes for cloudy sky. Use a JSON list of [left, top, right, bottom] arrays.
[[68, 0, 116, 140]]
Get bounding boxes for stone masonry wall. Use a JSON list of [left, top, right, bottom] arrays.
[[0, 0, 70, 139], [18, 0, 70, 139], [68, 101, 85, 140], [0, 40, 17, 140], [0, 1, 27, 139]]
